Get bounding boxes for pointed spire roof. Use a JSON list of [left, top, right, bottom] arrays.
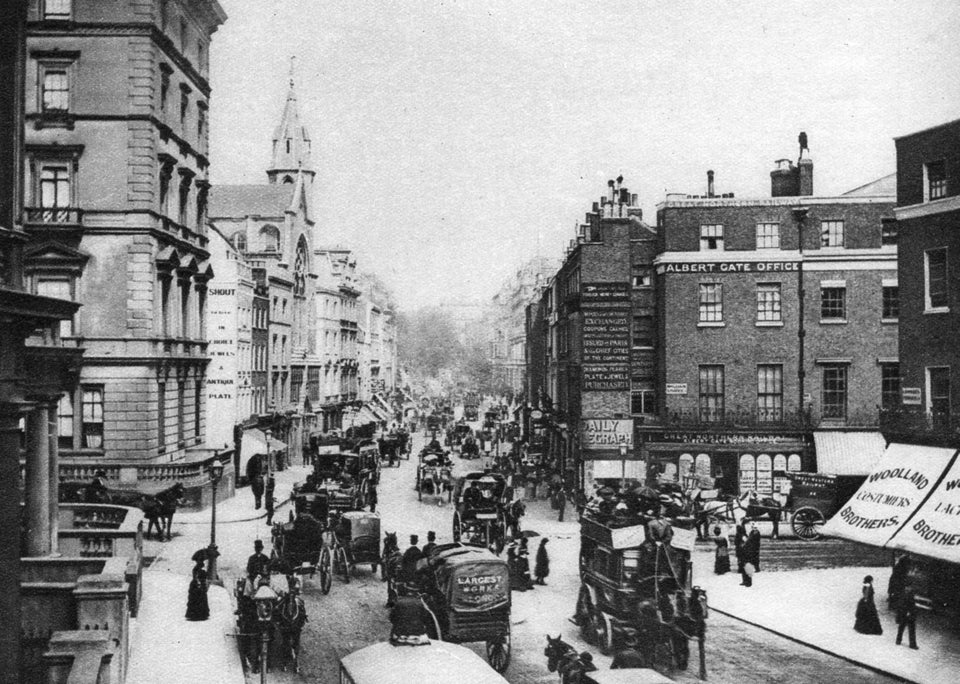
[[268, 56, 313, 182]]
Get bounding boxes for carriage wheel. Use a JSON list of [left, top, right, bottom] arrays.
[[335, 546, 351, 583], [576, 586, 595, 645], [319, 547, 332, 595], [486, 625, 511, 673], [592, 609, 614, 655], [452, 512, 462, 542], [792, 507, 826, 540]]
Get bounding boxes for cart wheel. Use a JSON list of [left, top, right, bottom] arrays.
[[336, 546, 351, 583], [576, 586, 595, 645], [486, 626, 511, 673], [319, 547, 332, 595], [592, 608, 613, 655], [452, 512, 462, 542], [791, 507, 826, 540]]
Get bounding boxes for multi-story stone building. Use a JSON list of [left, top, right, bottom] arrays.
[[23, 0, 226, 473], [650, 140, 896, 497], [209, 75, 319, 465], [489, 257, 556, 398], [885, 118, 960, 446]]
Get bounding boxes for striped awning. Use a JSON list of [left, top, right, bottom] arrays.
[[813, 431, 887, 476]]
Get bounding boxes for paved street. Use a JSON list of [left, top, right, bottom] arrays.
[[142, 429, 904, 683]]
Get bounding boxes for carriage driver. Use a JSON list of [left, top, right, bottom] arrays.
[[246, 540, 271, 584]]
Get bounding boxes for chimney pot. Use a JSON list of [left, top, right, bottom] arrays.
[[707, 170, 715, 198]]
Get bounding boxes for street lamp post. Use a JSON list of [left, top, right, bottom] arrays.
[[207, 455, 224, 585], [253, 584, 277, 684], [619, 442, 628, 491]]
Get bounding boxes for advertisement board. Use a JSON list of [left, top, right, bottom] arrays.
[[581, 282, 630, 390], [581, 418, 634, 449]]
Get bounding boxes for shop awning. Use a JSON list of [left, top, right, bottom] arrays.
[[822, 443, 959, 554], [238, 428, 287, 471], [813, 431, 887, 476], [372, 393, 392, 412], [368, 403, 389, 421]]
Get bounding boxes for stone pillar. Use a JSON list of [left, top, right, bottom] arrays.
[[24, 403, 51, 557], [46, 399, 60, 554], [0, 406, 26, 684], [74, 573, 130, 684]]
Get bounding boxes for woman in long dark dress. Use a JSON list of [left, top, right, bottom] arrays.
[[185, 559, 210, 621], [713, 526, 731, 575], [854, 575, 883, 634]]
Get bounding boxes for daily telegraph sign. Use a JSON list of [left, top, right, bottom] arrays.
[[582, 418, 634, 449], [657, 261, 800, 275]]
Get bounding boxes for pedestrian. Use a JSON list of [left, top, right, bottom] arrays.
[[535, 538, 550, 585], [747, 522, 762, 572], [713, 526, 731, 575], [517, 538, 534, 590], [734, 519, 748, 574], [368, 481, 378, 513], [400, 534, 422, 585], [557, 487, 567, 522], [185, 552, 210, 621], [422, 530, 437, 557], [248, 456, 264, 509], [888, 554, 911, 610], [854, 575, 883, 635], [895, 588, 919, 649], [264, 474, 275, 525]]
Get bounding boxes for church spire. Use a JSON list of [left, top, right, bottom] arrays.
[[267, 56, 314, 186]]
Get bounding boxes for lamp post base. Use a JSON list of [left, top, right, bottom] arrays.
[[207, 543, 221, 586]]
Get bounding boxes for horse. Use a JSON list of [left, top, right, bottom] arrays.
[[234, 578, 260, 672], [544, 634, 596, 684], [735, 489, 783, 539], [272, 583, 307, 673], [142, 482, 185, 540], [381, 531, 403, 607]]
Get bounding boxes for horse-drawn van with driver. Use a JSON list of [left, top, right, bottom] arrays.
[[451, 472, 518, 553]]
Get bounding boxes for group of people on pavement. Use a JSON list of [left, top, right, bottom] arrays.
[[712, 518, 762, 587], [505, 537, 550, 591]]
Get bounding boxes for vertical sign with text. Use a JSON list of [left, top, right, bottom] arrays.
[[581, 282, 631, 391]]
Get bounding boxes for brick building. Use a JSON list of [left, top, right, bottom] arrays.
[[23, 0, 226, 470], [885, 118, 960, 446], [527, 178, 656, 492], [650, 141, 897, 497]]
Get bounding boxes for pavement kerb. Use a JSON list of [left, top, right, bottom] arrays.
[[174, 494, 295, 525], [707, 604, 915, 684]]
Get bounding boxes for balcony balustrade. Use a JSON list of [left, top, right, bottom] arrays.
[[23, 206, 83, 228], [880, 408, 960, 444], [662, 405, 881, 430]]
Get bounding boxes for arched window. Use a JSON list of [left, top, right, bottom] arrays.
[[260, 224, 280, 252], [756, 454, 773, 495], [679, 453, 694, 484], [695, 453, 712, 477], [788, 454, 802, 472], [739, 454, 756, 493], [293, 236, 308, 296], [232, 231, 247, 253]]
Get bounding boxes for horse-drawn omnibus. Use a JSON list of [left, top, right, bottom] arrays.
[[340, 641, 509, 684], [573, 500, 707, 678], [416, 545, 512, 673], [451, 473, 514, 553], [416, 449, 454, 503], [329, 510, 381, 582]]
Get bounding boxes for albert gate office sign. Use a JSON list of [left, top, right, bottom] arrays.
[[581, 419, 634, 450]]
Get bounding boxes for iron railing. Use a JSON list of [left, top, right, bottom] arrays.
[[23, 206, 82, 225]]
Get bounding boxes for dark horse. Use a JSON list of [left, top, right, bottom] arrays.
[[142, 482, 185, 541], [544, 634, 596, 684], [737, 489, 783, 539], [381, 531, 403, 607], [272, 581, 308, 673]]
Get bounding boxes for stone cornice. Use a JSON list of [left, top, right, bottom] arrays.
[[895, 195, 960, 220], [26, 22, 212, 97]]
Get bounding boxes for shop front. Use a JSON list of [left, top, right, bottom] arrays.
[[580, 418, 636, 494], [638, 429, 813, 499]]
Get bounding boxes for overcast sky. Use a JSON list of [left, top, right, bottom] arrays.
[[209, 0, 960, 311]]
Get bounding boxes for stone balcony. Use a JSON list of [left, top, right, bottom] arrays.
[[21, 503, 143, 684]]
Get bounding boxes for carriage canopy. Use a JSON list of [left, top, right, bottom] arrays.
[[340, 641, 509, 684], [429, 547, 510, 612]]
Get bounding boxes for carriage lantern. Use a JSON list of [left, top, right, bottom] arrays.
[[253, 584, 278, 684]]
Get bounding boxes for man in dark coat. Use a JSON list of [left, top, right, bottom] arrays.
[[368, 481, 378, 513], [421, 531, 437, 557], [895, 588, 919, 649], [264, 475, 276, 525], [399, 535, 422, 585], [246, 540, 270, 580], [247, 456, 264, 509], [734, 519, 749, 574], [741, 522, 761, 587], [534, 538, 550, 585]]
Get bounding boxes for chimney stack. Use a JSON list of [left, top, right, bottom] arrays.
[[707, 170, 715, 198]]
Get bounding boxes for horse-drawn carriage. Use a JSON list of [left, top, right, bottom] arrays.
[[378, 430, 409, 467], [310, 446, 379, 511], [60, 479, 184, 540], [451, 473, 515, 553], [483, 410, 499, 430], [234, 573, 308, 674], [328, 510, 381, 582], [414, 545, 512, 673], [416, 449, 454, 503], [573, 501, 707, 678]]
